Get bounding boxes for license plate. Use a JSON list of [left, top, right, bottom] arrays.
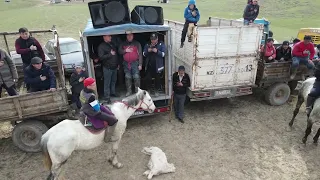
[[215, 89, 231, 96], [133, 110, 144, 116]]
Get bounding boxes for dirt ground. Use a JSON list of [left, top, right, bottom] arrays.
[[1, 93, 320, 180]]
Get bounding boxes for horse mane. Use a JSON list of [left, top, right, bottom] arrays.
[[122, 90, 145, 107]]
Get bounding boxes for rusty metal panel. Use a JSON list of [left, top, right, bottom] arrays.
[[0, 89, 69, 122]]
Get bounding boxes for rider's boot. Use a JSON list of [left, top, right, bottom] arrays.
[[125, 78, 132, 97], [290, 67, 297, 80], [134, 78, 140, 93], [306, 95, 317, 117]]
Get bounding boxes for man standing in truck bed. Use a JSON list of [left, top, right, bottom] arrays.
[[118, 33, 143, 96]]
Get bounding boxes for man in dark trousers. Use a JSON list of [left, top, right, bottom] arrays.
[[275, 41, 292, 62], [0, 48, 18, 98], [69, 65, 88, 110], [172, 66, 190, 123], [180, 0, 200, 48], [143, 33, 166, 96], [24, 57, 56, 92], [243, 0, 259, 25], [98, 35, 119, 104]]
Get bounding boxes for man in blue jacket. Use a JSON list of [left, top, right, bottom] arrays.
[[24, 57, 56, 92], [143, 33, 166, 96], [180, 0, 200, 48], [243, 0, 259, 25]]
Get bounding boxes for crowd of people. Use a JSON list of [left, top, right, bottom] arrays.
[[1, 0, 320, 125]]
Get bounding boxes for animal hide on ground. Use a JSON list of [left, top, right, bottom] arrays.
[[142, 146, 175, 179]]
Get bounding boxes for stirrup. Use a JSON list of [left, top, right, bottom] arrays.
[[84, 117, 92, 127]]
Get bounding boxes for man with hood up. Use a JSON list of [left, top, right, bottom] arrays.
[[180, 0, 200, 48]]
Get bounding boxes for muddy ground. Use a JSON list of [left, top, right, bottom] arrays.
[[1, 92, 320, 180]]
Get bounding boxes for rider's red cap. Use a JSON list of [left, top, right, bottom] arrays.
[[83, 77, 95, 87]]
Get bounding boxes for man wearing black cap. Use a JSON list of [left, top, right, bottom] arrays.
[[275, 41, 292, 62], [143, 32, 166, 96], [172, 66, 190, 123], [290, 35, 315, 79], [24, 57, 56, 92]]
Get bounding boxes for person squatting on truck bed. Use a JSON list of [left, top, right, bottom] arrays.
[[118, 33, 143, 97], [180, 0, 200, 48], [24, 57, 56, 92], [243, 0, 259, 25], [275, 41, 292, 62], [260, 37, 276, 63], [0, 48, 18, 98], [290, 35, 315, 80]]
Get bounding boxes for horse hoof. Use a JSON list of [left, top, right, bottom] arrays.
[[113, 163, 123, 169], [302, 137, 307, 144], [289, 122, 293, 127]]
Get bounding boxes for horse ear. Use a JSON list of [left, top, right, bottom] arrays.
[[137, 87, 142, 92]]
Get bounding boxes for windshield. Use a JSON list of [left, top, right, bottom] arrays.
[[60, 41, 82, 55]]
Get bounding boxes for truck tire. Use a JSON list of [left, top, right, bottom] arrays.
[[265, 83, 291, 106], [12, 120, 48, 153]]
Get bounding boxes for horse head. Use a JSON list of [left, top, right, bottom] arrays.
[[137, 88, 156, 113]]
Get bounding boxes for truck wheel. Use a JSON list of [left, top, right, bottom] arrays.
[[265, 83, 291, 106], [12, 120, 48, 153]]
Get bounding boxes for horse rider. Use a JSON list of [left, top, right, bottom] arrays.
[[306, 63, 320, 117], [79, 77, 118, 128]]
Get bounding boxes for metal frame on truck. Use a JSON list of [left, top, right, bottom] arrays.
[[81, 19, 173, 118]]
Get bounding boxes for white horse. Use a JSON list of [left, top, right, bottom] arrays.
[[289, 77, 320, 144], [41, 88, 156, 180]]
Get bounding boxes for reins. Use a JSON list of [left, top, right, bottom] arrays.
[[114, 99, 152, 112]]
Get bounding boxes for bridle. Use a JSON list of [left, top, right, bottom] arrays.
[[115, 98, 153, 112]]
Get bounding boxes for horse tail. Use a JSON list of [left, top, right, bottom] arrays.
[[41, 136, 52, 171]]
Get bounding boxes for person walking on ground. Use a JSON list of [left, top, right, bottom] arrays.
[[118, 33, 143, 96], [243, 0, 259, 25], [172, 66, 190, 123], [0, 48, 18, 98], [98, 35, 119, 104], [70, 65, 88, 110], [180, 0, 200, 48]]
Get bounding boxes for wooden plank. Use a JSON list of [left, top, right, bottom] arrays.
[[12, 98, 23, 119]]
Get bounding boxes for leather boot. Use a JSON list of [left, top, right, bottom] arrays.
[[306, 96, 317, 116], [125, 78, 132, 97], [290, 68, 297, 80], [134, 78, 140, 93]]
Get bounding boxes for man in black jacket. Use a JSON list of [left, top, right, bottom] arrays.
[[276, 41, 292, 62], [172, 66, 190, 123], [98, 35, 119, 104], [69, 66, 88, 109], [243, 0, 259, 25], [24, 57, 56, 92]]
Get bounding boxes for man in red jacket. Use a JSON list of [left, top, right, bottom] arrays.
[[290, 36, 315, 79], [260, 37, 276, 63]]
